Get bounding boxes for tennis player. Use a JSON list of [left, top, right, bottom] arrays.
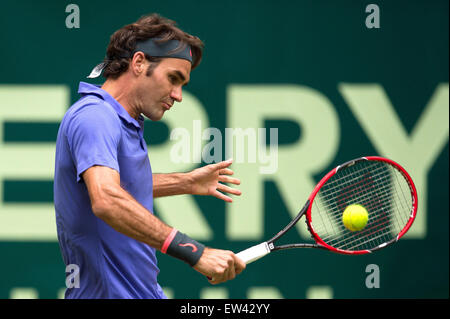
[[54, 14, 245, 299]]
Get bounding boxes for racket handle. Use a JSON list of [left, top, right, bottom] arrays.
[[206, 242, 271, 281], [236, 242, 271, 264]]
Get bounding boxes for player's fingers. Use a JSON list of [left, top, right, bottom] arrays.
[[221, 253, 236, 282], [218, 175, 241, 185], [207, 276, 219, 285], [227, 262, 236, 281], [233, 254, 246, 275], [207, 271, 222, 285], [219, 168, 234, 176], [208, 270, 227, 285], [217, 183, 242, 195], [213, 159, 233, 170], [212, 190, 233, 203], [207, 251, 238, 284]]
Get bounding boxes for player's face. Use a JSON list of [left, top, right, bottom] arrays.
[[135, 57, 191, 121]]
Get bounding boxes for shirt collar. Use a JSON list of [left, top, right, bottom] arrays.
[[77, 81, 144, 129]]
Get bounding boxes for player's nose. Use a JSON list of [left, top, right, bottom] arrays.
[[171, 86, 182, 103]]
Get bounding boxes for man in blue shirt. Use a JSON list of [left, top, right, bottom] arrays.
[[54, 14, 245, 299]]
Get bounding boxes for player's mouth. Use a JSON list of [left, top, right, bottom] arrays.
[[162, 102, 172, 110]]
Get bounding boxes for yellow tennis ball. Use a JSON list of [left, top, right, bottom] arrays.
[[342, 204, 369, 232]]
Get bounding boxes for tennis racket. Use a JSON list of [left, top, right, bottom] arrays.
[[236, 156, 418, 264]]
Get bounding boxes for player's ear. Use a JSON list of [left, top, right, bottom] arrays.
[[130, 51, 147, 76]]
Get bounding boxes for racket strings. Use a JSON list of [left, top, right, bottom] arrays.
[[317, 165, 397, 198], [317, 163, 407, 224], [317, 188, 401, 239], [319, 169, 410, 234], [316, 192, 404, 250], [318, 165, 410, 245], [310, 160, 413, 252], [330, 164, 410, 249], [316, 168, 404, 231]]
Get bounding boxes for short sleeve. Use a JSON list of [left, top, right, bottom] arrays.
[[66, 102, 121, 182]]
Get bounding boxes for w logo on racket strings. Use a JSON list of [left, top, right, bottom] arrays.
[[178, 243, 198, 252]]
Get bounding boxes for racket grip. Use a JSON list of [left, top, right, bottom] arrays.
[[206, 242, 270, 282], [236, 242, 271, 264]]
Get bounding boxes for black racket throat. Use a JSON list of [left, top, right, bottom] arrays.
[[267, 200, 315, 251], [271, 243, 326, 251]]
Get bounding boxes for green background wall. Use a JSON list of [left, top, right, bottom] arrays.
[[0, 0, 448, 298]]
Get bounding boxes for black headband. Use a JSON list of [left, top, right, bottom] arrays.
[[87, 38, 192, 78], [130, 38, 192, 62]]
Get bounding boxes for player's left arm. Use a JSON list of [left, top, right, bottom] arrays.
[[153, 159, 241, 202]]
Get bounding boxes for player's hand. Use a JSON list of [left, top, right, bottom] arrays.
[[193, 247, 246, 284], [187, 159, 241, 202]]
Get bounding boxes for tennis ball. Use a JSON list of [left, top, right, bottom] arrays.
[[342, 204, 369, 232]]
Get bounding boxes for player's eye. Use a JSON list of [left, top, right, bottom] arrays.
[[168, 74, 177, 84]]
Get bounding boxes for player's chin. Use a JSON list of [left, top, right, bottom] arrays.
[[146, 110, 165, 121]]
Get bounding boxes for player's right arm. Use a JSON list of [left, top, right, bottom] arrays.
[[82, 164, 245, 284]]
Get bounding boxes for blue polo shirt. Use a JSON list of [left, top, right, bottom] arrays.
[[54, 82, 166, 299]]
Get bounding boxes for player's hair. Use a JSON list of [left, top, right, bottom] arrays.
[[102, 13, 204, 79]]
